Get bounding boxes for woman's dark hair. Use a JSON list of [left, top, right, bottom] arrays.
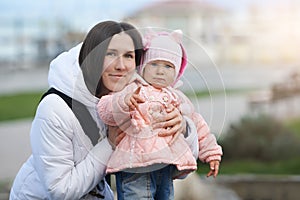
[[78, 21, 143, 97]]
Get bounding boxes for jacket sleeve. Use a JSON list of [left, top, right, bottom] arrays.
[[97, 83, 138, 127], [192, 112, 223, 162], [31, 96, 114, 199], [175, 89, 223, 163]]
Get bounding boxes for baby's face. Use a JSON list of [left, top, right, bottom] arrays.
[[143, 60, 176, 88]]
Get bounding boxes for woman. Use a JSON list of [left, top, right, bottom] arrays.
[[9, 21, 198, 199]]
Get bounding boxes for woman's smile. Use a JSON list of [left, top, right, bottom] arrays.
[[109, 73, 126, 79]]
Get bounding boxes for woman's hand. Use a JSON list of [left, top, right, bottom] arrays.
[[206, 160, 220, 178], [153, 104, 186, 145], [107, 120, 130, 149]]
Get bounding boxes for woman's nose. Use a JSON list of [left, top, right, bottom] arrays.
[[115, 56, 126, 70]]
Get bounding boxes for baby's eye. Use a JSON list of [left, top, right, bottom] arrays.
[[150, 62, 158, 67], [164, 64, 174, 69]]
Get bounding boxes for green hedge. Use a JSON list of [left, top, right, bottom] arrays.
[[219, 114, 300, 162]]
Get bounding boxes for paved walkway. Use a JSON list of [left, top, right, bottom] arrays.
[[0, 68, 47, 180], [0, 67, 48, 95], [0, 119, 32, 180]]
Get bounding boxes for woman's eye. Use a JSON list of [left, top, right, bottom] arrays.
[[125, 53, 134, 59], [106, 52, 117, 57], [150, 62, 158, 67]]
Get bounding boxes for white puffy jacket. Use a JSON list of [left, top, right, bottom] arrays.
[[10, 43, 114, 199], [9, 43, 199, 200]]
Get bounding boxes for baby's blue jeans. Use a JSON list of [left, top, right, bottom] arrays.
[[115, 165, 175, 200]]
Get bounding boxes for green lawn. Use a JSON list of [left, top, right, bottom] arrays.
[[0, 89, 252, 122], [0, 91, 43, 121], [197, 158, 300, 175], [1, 91, 300, 176], [184, 88, 253, 98]]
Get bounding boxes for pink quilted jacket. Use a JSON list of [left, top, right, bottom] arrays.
[[97, 81, 222, 174]]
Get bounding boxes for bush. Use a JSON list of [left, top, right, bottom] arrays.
[[220, 114, 300, 162]]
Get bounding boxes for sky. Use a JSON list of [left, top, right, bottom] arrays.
[[0, 0, 287, 32], [0, 0, 154, 31]]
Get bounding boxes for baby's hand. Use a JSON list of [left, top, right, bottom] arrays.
[[206, 160, 220, 178], [124, 87, 145, 110]]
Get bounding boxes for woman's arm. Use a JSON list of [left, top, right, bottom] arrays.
[[31, 97, 113, 199], [182, 116, 199, 159]]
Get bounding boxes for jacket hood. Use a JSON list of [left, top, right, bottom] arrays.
[[48, 43, 100, 117]]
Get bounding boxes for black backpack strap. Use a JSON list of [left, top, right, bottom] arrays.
[[40, 88, 111, 193], [40, 88, 100, 146]]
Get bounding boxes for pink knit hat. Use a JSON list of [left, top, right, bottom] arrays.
[[140, 29, 188, 86]]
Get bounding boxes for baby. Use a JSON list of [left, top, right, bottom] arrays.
[[97, 29, 222, 199]]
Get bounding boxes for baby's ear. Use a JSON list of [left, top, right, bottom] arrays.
[[143, 27, 156, 49], [170, 29, 183, 43]]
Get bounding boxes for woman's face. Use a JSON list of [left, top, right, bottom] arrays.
[[102, 32, 136, 92]]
